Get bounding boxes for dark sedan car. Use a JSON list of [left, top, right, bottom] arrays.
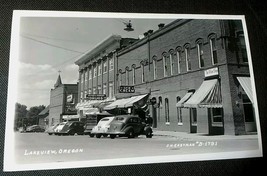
[[106, 115, 153, 139], [56, 121, 85, 136], [25, 125, 45, 133]]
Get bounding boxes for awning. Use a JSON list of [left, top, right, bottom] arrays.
[[84, 108, 99, 115], [176, 92, 193, 107], [62, 114, 79, 120], [184, 79, 222, 108], [237, 77, 253, 104], [104, 94, 148, 110]]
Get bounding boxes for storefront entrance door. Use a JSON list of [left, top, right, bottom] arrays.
[[190, 108, 197, 133]]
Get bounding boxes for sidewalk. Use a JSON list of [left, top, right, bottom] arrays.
[[153, 129, 259, 141]]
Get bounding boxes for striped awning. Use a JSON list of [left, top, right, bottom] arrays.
[[184, 79, 222, 108], [237, 77, 253, 104], [176, 92, 193, 107]]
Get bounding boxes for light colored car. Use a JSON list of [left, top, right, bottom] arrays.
[[90, 117, 115, 138], [46, 123, 59, 135], [54, 122, 67, 135]]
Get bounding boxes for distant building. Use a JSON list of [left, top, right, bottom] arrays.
[[37, 105, 49, 128], [48, 74, 78, 126], [113, 19, 255, 135]]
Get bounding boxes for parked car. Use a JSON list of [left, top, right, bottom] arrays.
[[25, 125, 45, 133], [54, 122, 67, 135], [56, 121, 85, 136], [45, 123, 59, 135], [106, 115, 153, 139], [90, 116, 115, 138]]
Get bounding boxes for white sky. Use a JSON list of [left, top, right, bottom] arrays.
[[17, 16, 174, 108]]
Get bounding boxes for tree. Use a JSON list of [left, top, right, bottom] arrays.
[[26, 105, 46, 126], [14, 103, 28, 130]]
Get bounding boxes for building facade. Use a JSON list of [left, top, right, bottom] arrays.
[[48, 75, 78, 126], [115, 19, 255, 135]]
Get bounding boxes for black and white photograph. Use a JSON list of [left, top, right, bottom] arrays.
[[3, 11, 263, 172]]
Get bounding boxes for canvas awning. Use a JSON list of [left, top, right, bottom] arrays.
[[184, 79, 222, 108], [176, 92, 193, 107], [84, 108, 99, 115], [237, 77, 253, 104], [104, 94, 148, 110]]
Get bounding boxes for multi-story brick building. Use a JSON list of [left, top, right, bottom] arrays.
[[48, 74, 78, 126], [109, 19, 255, 135]]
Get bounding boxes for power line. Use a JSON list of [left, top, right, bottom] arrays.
[[21, 34, 85, 54]]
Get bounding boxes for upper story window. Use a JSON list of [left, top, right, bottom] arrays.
[[93, 66, 97, 78], [98, 63, 102, 76], [103, 60, 108, 73], [89, 69, 92, 80], [176, 47, 182, 74], [152, 56, 157, 80], [125, 67, 129, 85], [88, 88, 92, 94], [103, 83, 107, 95], [97, 85, 102, 94], [132, 64, 136, 85], [80, 71, 84, 83], [196, 39, 204, 68], [109, 82, 114, 98], [141, 61, 145, 83], [209, 34, 218, 65], [237, 31, 248, 63], [162, 52, 168, 77], [109, 57, 114, 71], [184, 44, 191, 71], [119, 69, 122, 86], [169, 49, 174, 76], [85, 69, 88, 81]]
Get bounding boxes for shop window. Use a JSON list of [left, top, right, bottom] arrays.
[[242, 94, 254, 122], [196, 39, 204, 68], [165, 98, 170, 124], [209, 35, 218, 65], [176, 96, 182, 125], [184, 44, 191, 71], [208, 108, 223, 125]]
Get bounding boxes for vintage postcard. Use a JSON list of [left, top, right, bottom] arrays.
[[4, 10, 262, 171]]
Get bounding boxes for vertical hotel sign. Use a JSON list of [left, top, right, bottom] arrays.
[[204, 67, 219, 78]]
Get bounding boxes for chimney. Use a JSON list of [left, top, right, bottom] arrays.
[[143, 32, 148, 37], [158, 23, 165, 29], [148, 30, 154, 34]]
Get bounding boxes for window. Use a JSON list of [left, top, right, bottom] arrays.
[[165, 98, 170, 124], [103, 60, 108, 73], [163, 54, 168, 77], [84, 90, 87, 99], [93, 87, 96, 94], [208, 108, 223, 125], [190, 108, 197, 125], [141, 63, 145, 83], [242, 93, 254, 122], [132, 64, 136, 85], [153, 57, 157, 80], [209, 36, 218, 65], [80, 72, 84, 91], [237, 32, 248, 62], [109, 57, 114, 71], [185, 44, 191, 71], [80, 91, 83, 102], [119, 71, 122, 86], [93, 66, 97, 78], [158, 96, 162, 122], [85, 70, 88, 89], [169, 50, 174, 75], [88, 88, 92, 94], [109, 82, 114, 98], [176, 96, 182, 125], [89, 69, 92, 80], [176, 48, 182, 74], [103, 83, 107, 95], [125, 67, 129, 85], [97, 85, 101, 94], [98, 63, 102, 76], [197, 41, 204, 68]]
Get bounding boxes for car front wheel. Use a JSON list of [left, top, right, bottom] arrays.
[[89, 133, 95, 138], [96, 134, 102, 138], [110, 134, 116, 139]]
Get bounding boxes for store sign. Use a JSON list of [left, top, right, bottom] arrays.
[[67, 94, 74, 104], [119, 86, 135, 93], [86, 94, 106, 100], [204, 67, 219, 77]]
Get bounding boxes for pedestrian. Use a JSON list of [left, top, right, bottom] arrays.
[[145, 115, 153, 126]]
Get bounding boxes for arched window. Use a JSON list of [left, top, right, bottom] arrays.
[[208, 33, 218, 65], [140, 61, 145, 83], [184, 43, 191, 71], [125, 66, 129, 85], [196, 38, 204, 68], [132, 64, 136, 85], [118, 69, 123, 86], [165, 98, 170, 124], [152, 56, 157, 80], [162, 52, 168, 77], [169, 49, 174, 75], [176, 96, 182, 125], [176, 46, 182, 74]]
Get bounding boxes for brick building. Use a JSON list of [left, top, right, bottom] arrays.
[[112, 19, 255, 135], [48, 74, 78, 126]]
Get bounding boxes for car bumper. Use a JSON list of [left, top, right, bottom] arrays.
[[106, 131, 126, 135]]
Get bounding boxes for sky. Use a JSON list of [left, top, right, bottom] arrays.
[[17, 14, 175, 108]]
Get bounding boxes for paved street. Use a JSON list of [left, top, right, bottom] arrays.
[[14, 132, 259, 164]]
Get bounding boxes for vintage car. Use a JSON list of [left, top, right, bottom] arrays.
[[25, 125, 45, 133], [106, 115, 153, 139], [45, 123, 59, 135], [55, 121, 85, 136], [90, 116, 115, 138]]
